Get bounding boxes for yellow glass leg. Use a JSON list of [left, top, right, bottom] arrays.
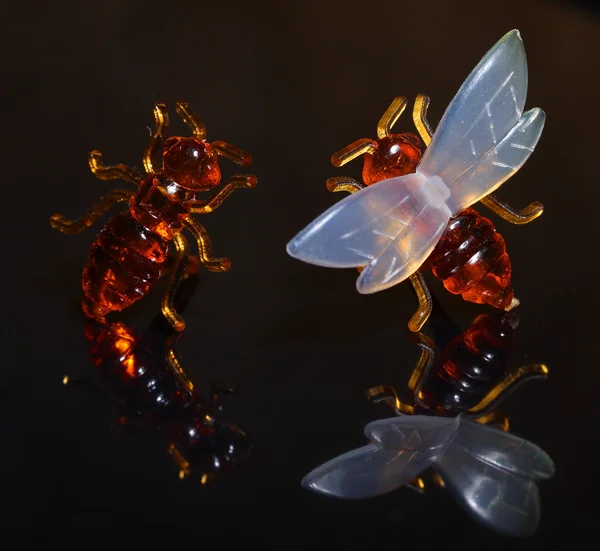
[[377, 96, 408, 138], [211, 141, 253, 167], [143, 102, 169, 175], [407, 332, 435, 392], [408, 271, 433, 332], [468, 363, 549, 414], [161, 232, 189, 332], [479, 194, 544, 225], [175, 101, 206, 140], [365, 384, 415, 415], [331, 138, 378, 167], [49, 188, 134, 235], [326, 176, 365, 194], [181, 217, 231, 272], [88, 151, 142, 186], [188, 174, 257, 214]]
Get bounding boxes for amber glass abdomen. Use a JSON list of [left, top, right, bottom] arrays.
[[82, 212, 169, 317], [427, 208, 514, 309], [418, 312, 516, 413]]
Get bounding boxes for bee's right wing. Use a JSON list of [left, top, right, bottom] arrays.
[[434, 417, 555, 537], [286, 173, 451, 294], [417, 29, 545, 214], [301, 443, 439, 499]]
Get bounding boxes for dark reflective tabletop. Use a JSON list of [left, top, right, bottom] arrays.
[[2, 0, 595, 547]]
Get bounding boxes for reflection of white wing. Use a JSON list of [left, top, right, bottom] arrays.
[[364, 415, 458, 450], [302, 415, 554, 535], [302, 416, 457, 499], [301, 444, 438, 499], [418, 29, 545, 213], [286, 173, 451, 293], [435, 418, 555, 537]]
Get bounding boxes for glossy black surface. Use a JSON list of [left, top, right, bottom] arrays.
[[2, 0, 595, 547]]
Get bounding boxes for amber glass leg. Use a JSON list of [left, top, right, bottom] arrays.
[[412, 94, 434, 146], [50, 188, 134, 234], [143, 102, 169, 175], [377, 96, 408, 138], [168, 442, 192, 480], [326, 176, 365, 194], [407, 332, 435, 393], [479, 195, 544, 225], [467, 363, 549, 416], [431, 472, 446, 488], [408, 272, 433, 332], [331, 138, 378, 167], [188, 175, 258, 214], [473, 411, 510, 432], [365, 384, 415, 415], [211, 141, 253, 167], [181, 217, 231, 272], [88, 151, 142, 186], [161, 232, 190, 332], [175, 101, 207, 140], [165, 346, 194, 393]]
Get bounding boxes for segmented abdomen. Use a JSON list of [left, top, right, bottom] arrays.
[[84, 319, 192, 419], [81, 212, 169, 318], [427, 208, 514, 309], [417, 312, 516, 413]]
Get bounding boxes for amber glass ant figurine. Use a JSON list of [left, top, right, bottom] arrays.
[[50, 101, 257, 331]]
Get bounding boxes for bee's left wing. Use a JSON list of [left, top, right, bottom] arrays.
[[434, 417, 555, 537], [286, 173, 451, 293]]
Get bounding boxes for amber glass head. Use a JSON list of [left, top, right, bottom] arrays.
[[362, 132, 422, 185], [162, 137, 221, 191]]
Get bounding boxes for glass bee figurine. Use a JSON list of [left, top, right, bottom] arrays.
[[287, 30, 545, 331], [50, 101, 257, 331]]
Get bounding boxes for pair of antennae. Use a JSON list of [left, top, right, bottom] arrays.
[[144, 101, 206, 174], [331, 94, 433, 168]]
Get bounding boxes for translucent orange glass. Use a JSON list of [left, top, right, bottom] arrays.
[[50, 101, 257, 331], [327, 94, 522, 315]]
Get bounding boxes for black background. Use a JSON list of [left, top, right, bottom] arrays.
[[1, 0, 596, 547]]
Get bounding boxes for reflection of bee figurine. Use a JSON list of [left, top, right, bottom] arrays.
[[369, 310, 548, 420], [65, 279, 252, 482], [50, 101, 257, 331], [287, 30, 544, 331], [302, 311, 553, 537]]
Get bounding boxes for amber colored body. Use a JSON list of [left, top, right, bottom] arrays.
[[82, 139, 219, 318], [85, 319, 249, 478], [362, 132, 514, 309], [416, 313, 517, 414]]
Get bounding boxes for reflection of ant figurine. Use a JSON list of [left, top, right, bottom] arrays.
[[51, 101, 257, 331], [64, 275, 253, 483], [302, 310, 553, 537]]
